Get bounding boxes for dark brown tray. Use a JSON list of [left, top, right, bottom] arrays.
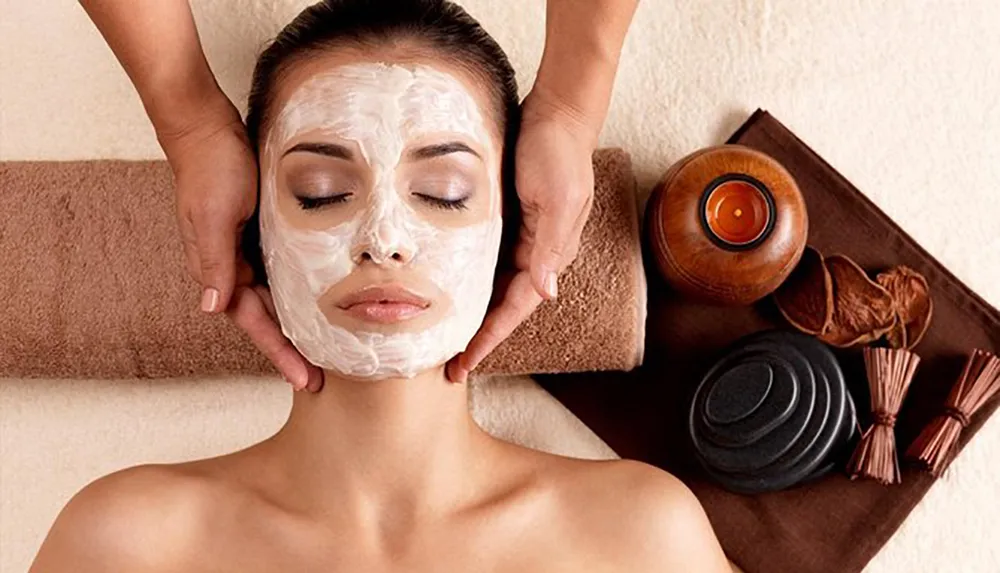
[[539, 110, 1000, 573]]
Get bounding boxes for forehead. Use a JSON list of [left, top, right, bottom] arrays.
[[266, 52, 498, 145]]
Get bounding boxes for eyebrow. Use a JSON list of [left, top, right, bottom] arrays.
[[282, 142, 353, 160], [408, 142, 481, 161]]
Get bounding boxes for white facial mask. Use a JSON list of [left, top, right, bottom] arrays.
[[259, 63, 503, 379]]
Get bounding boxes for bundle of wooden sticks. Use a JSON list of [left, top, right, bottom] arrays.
[[907, 349, 1000, 477], [849, 347, 921, 484]]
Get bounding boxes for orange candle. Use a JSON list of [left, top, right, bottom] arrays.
[[704, 179, 772, 247]]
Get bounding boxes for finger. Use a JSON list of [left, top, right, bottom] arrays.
[[180, 237, 203, 285], [235, 257, 256, 287], [252, 284, 279, 320], [527, 189, 592, 300], [455, 271, 543, 381], [445, 270, 517, 384], [178, 219, 203, 285], [250, 285, 324, 393], [513, 229, 581, 276], [547, 195, 590, 274], [445, 357, 466, 385], [192, 212, 241, 314], [303, 366, 325, 393], [227, 286, 311, 390], [570, 190, 595, 251]]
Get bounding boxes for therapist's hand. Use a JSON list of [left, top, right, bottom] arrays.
[[444, 0, 638, 383], [79, 0, 321, 392], [159, 103, 321, 392], [446, 89, 596, 384]]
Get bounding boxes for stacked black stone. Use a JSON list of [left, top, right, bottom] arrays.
[[688, 330, 857, 494]]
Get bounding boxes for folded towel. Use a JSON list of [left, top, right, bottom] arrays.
[[0, 149, 645, 380]]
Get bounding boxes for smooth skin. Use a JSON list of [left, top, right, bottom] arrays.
[[31, 362, 732, 572], [78, 0, 639, 390]]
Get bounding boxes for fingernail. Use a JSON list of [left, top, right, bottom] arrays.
[[201, 288, 220, 313], [543, 271, 558, 299]]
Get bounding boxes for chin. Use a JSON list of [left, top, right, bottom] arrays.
[[279, 289, 481, 380]]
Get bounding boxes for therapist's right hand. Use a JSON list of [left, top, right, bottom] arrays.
[[157, 100, 321, 392]]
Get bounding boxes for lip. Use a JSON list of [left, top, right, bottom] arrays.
[[336, 284, 431, 324]]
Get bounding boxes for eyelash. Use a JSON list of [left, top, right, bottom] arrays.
[[415, 193, 469, 211], [295, 193, 468, 211], [296, 194, 351, 210]]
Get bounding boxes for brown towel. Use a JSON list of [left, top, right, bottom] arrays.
[[0, 149, 645, 379], [540, 111, 1000, 573]]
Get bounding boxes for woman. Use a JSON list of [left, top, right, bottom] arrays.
[[31, 2, 730, 571]]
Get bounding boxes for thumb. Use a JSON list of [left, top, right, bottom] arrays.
[[195, 225, 239, 314], [528, 206, 579, 300]]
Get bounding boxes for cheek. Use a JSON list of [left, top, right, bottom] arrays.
[[263, 231, 356, 310], [260, 184, 358, 298], [418, 214, 503, 303], [276, 226, 357, 295]]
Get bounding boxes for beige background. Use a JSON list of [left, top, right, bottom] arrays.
[[2, 0, 1000, 571]]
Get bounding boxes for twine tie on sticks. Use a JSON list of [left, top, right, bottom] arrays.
[[943, 407, 971, 429], [849, 347, 921, 485], [872, 411, 897, 427], [906, 349, 1000, 477]]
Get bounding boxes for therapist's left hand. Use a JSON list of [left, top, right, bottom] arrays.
[[446, 88, 596, 384]]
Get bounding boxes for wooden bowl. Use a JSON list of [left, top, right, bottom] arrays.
[[645, 145, 808, 305]]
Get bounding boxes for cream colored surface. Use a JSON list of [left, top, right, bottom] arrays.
[[1, 1, 999, 572]]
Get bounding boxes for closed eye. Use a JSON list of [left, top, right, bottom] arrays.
[[296, 194, 352, 210], [414, 193, 468, 211]]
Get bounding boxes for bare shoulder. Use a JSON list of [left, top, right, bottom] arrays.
[[29, 463, 217, 573], [549, 458, 733, 572]]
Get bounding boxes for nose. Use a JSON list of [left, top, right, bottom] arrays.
[[353, 245, 413, 265], [351, 209, 416, 266]]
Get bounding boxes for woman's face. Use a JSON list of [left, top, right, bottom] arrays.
[[259, 53, 504, 379]]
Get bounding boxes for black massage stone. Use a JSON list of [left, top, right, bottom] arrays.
[[689, 330, 857, 494]]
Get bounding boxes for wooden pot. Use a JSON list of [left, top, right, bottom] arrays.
[[645, 145, 808, 305]]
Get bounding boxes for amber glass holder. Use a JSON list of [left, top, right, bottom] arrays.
[[698, 173, 777, 252]]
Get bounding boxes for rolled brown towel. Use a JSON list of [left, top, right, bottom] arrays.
[[0, 149, 645, 380]]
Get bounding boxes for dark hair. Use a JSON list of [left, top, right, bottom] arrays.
[[245, 0, 520, 148], [242, 0, 521, 283]]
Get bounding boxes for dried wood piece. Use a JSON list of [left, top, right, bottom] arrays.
[[820, 255, 897, 348], [774, 246, 833, 335], [884, 310, 909, 349], [877, 266, 933, 350]]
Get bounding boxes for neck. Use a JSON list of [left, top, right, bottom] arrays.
[[264, 366, 498, 520]]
